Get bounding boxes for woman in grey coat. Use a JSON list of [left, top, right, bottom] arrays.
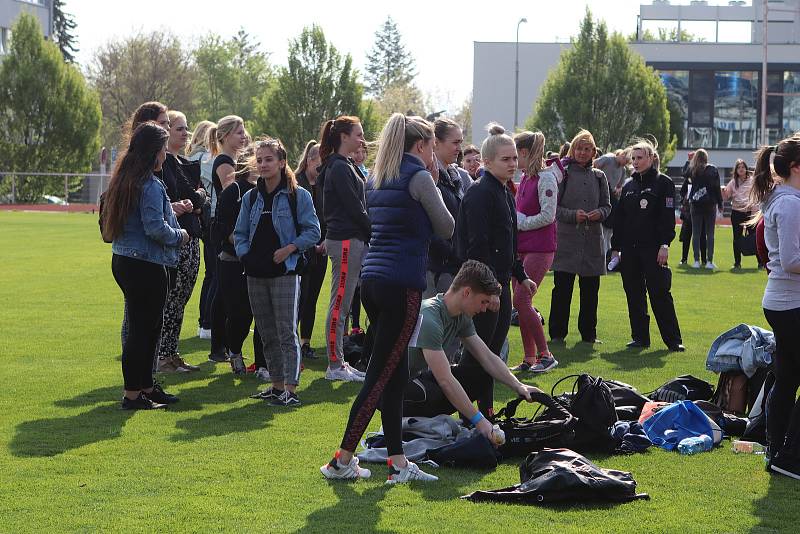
[[549, 130, 611, 343]]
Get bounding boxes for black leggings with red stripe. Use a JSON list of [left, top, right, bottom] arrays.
[[339, 279, 421, 456]]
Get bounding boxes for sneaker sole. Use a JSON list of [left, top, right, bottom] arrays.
[[533, 361, 559, 373], [770, 464, 800, 480]]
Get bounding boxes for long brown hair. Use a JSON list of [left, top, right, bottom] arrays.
[[689, 148, 709, 179], [751, 135, 800, 206], [103, 122, 170, 240], [731, 158, 749, 188], [122, 101, 167, 143], [318, 116, 360, 161], [295, 140, 320, 176], [253, 138, 298, 193]]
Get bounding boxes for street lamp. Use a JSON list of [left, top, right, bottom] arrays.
[[514, 17, 528, 131]]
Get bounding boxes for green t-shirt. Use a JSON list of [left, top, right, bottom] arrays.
[[408, 294, 476, 377]]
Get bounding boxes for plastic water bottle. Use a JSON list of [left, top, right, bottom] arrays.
[[491, 424, 506, 446], [607, 255, 620, 271], [677, 434, 713, 455], [731, 440, 766, 455]]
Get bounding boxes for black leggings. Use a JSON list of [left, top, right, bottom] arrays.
[[217, 259, 265, 366], [198, 235, 215, 329], [549, 271, 599, 341], [298, 253, 327, 340], [339, 279, 421, 456], [112, 254, 168, 391], [764, 307, 800, 452], [458, 280, 512, 415], [210, 256, 228, 354], [403, 365, 487, 418], [730, 209, 753, 266]]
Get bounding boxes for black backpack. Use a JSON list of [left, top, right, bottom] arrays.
[[552, 374, 618, 436], [648, 374, 714, 403], [426, 433, 502, 469], [462, 448, 649, 505], [491, 392, 575, 458]]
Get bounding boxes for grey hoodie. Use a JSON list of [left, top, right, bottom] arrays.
[[762, 185, 800, 311]]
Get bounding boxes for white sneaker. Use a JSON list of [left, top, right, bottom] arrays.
[[692, 261, 701, 269], [386, 461, 438, 484], [255, 367, 271, 381], [343, 362, 366, 378], [705, 262, 716, 270], [325, 365, 365, 382], [198, 327, 212, 340], [320, 454, 371, 480]]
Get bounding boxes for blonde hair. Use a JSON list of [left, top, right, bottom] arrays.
[[252, 137, 298, 193], [371, 113, 434, 189], [295, 140, 320, 175], [207, 115, 246, 157], [566, 129, 596, 160], [513, 130, 546, 176], [689, 148, 709, 178], [167, 110, 186, 125], [480, 122, 515, 162], [188, 120, 216, 157]]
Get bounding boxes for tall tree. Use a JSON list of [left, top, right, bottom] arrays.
[[364, 16, 416, 98], [52, 0, 78, 63], [87, 31, 195, 149], [252, 25, 365, 160], [194, 29, 272, 124], [0, 13, 101, 202], [527, 10, 675, 167]]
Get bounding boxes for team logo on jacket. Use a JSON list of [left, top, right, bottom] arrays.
[[640, 199, 648, 209], [665, 197, 673, 208], [545, 189, 553, 197]]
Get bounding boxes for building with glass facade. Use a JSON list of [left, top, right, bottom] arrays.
[[0, 0, 53, 56], [472, 0, 800, 177]]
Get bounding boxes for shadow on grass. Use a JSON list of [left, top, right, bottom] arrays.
[[750, 471, 800, 533], [10, 404, 135, 457], [170, 402, 278, 442], [600, 348, 669, 371], [294, 483, 391, 534]]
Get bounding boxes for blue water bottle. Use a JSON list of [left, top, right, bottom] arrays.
[[677, 434, 713, 455]]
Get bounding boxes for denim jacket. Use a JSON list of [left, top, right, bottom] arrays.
[[705, 323, 775, 378], [233, 183, 321, 272], [112, 175, 183, 267]]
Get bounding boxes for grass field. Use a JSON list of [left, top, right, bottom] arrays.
[[0, 210, 797, 533]]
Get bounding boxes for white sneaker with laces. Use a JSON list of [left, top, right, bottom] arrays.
[[532, 355, 559, 373], [230, 353, 247, 375], [386, 461, 438, 484], [325, 365, 365, 382], [692, 261, 701, 269], [198, 327, 212, 340], [705, 262, 716, 270], [343, 362, 366, 378], [320, 454, 371, 480]]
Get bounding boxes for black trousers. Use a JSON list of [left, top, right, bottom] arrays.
[[339, 280, 421, 456], [198, 235, 216, 329], [403, 365, 487, 418], [764, 307, 800, 453], [210, 256, 228, 354], [350, 285, 362, 329], [730, 209, 753, 266], [458, 280, 512, 416], [619, 247, 682, 347], [112, 254, 168, 391], [217, 259, 265, 366], [298, 252, 327, 340], [549, 271, 599, 341]]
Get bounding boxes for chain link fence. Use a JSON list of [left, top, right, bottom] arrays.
[[0, 172, 110, 210]]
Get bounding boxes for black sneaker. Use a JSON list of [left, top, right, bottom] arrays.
[[270, 390, 301, 407], [626, 340, 651, 349], [301, 343, 318, 360], [770, 450, 800, 480], [208, 350, 229, 363], [121, 392, 167, 410], [250, 387, 283, 400], [147, 383, 179, 404]]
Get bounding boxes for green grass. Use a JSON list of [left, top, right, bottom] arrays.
[[0, 210, 796, 533]]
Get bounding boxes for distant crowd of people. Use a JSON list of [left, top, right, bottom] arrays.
[[100, 99, 800, 483]]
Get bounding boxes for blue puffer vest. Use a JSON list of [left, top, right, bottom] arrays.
[[361, 153, 434, 290]]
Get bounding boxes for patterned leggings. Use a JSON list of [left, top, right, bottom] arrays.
[[157, 238, 200, 359]]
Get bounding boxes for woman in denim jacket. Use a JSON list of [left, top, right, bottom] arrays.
[[104, 122, 189, 410], [234, 138, 320, 406]]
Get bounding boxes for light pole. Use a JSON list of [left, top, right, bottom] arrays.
[[514, 17, 528, 131]]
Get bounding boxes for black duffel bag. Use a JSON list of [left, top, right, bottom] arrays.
[[491, 392, 575, 458]]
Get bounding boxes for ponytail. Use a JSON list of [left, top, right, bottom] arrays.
[[206, 125, 220, 157], [750, 145, 775, 206], [318, 116, 360, 162], [372, 113, 434, 189]]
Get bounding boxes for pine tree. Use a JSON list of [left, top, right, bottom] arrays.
[[364, 16, 416, 98], [52, 0, 78, 63]]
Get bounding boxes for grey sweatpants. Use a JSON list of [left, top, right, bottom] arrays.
[[247, 274, 302, 386], [325, 238, 367, 365]]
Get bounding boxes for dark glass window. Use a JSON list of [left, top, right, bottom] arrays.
[[659, 70, 689, 148], [690, 71, 714, 126], [713, 71, 758, 149], [784, 72, 800, 138]]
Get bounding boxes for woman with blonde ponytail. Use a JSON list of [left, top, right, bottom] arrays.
[[321, 113, 454, 483], [752, 135, 800, 480]]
